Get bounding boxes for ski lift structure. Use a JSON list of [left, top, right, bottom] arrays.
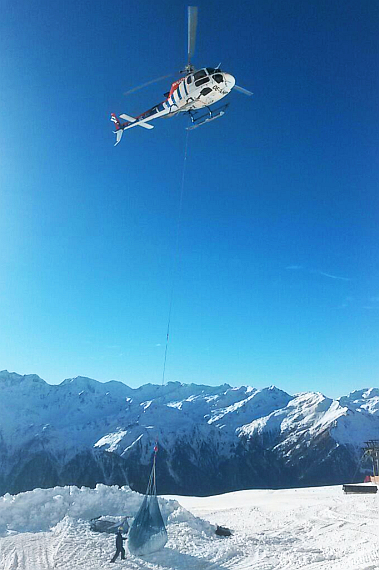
[[343, 440, 379, 494], [363, 440, 379, 483]]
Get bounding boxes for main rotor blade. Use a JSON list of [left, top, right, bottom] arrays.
[[187, 6, 198, 66], [234, 85, 253, 97], [123, 74, 173, 96]]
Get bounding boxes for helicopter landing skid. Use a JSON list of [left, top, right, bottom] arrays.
[[186, 104, 229, 130]]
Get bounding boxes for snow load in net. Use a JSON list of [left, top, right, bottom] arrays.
[[128, 444, 168, 556]]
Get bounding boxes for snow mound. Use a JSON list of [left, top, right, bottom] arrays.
[[2, 485, 379, 569], [0, 484, 184, 536]]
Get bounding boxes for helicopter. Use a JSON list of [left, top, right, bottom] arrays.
[[111, 6, 252, 146]]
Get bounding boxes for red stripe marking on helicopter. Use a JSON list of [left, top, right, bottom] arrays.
[[169, 78, 184, 98]]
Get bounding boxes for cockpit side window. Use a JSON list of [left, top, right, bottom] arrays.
[[187, 75, 192, 84]]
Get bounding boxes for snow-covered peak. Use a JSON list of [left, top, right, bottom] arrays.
[[238, 391, 347, 446], [2, 370, 379, 478], [0, 370, 45, 386], [61, 375, 99, 386], [60, 375, 132, 395], [338, 388, 379, 415], [208, 385, 292, 433]]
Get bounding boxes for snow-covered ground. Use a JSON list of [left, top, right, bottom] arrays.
[[1, 483, 379, 569]]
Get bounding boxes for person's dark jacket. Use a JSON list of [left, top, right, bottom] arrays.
[[116, 531, 125, 549]]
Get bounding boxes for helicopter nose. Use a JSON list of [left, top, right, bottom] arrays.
[[223, 73, 236, 90]]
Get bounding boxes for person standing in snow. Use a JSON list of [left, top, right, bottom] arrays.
[[110, 528, 126, 562]]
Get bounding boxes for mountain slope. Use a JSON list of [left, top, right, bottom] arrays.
[[0, 370, 377, 495]]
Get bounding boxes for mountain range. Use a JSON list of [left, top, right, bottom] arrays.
[[1, 370, 378, 496]]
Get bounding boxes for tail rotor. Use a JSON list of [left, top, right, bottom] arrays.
[[111, 113, 124, 146]]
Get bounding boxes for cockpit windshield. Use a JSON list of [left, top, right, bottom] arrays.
[[192, 68, 223, 87], [194, 69, 207, 81], [206, 67, 222, 75], [194, 69, 210, 87]]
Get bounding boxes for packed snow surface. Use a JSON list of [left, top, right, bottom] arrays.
[[1, 483, 379, 569]]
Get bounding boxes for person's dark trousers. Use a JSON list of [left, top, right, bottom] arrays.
[[111, 546, 125, 562]]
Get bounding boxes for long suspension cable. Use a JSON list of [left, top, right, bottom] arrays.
[[145, 442, 159, 495], [161, 128, 190, 385]]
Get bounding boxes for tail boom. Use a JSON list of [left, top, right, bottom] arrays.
[[111, 112, 154, 145]]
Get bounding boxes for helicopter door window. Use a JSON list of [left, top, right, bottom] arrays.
[[195, 77, 210, 87]]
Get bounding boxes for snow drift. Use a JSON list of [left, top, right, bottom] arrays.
[[1, 484, 379, 569], [0, 484, 178, 537]]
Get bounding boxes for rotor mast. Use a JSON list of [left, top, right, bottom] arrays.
[[185, 6, 198, 74]]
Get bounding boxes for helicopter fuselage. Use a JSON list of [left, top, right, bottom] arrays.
[[115, 68, 236, 134], [165, 68, 235, 115]]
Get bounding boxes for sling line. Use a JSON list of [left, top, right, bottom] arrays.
[[161, 128, 190, 385]]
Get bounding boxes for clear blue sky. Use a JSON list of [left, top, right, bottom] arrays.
[[0, 0, 378, 397]]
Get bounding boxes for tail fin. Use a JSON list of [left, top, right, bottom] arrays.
[[111, 113, 123, 146], [111, 113, 121, 130]]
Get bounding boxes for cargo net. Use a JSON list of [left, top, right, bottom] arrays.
[[128, 445, 168, 556]]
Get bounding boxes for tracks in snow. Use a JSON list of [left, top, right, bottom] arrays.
[[1, 488, 379, 570], [1, 533, 56, 570]]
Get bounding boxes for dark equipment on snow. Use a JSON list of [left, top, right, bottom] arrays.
[[343, 484, 377, 494], [215, 525, 232, 537], [90, 515, 130, 534], [128, 443, 168, 556]]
